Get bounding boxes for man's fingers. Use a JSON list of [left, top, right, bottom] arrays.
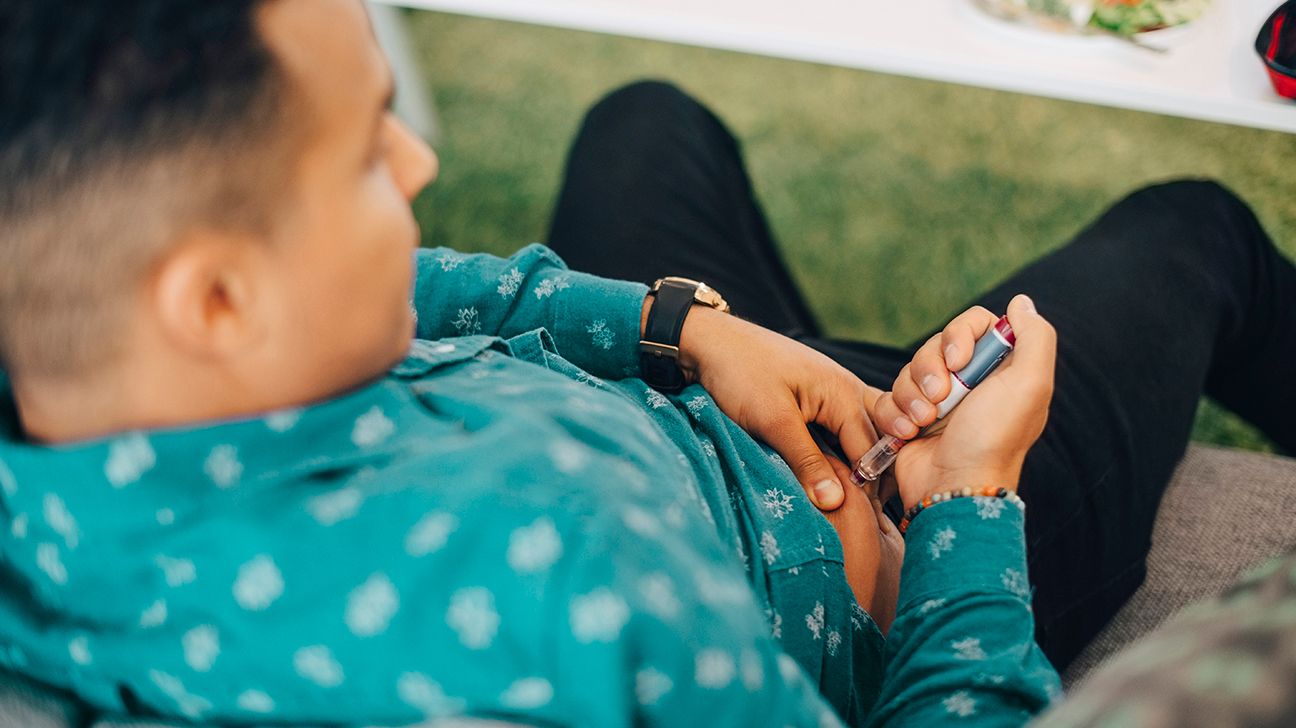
[[872, 390, 919, 439], [901, 306, 999, 422], [825, 387, 879, 467], [906, 334, 952, 408], [893, 360, 940, 428], [825, 455, 855, 495], [764, 413, 847, 511]]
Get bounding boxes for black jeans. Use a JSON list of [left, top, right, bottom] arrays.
[[546, 81, 1296, 670]]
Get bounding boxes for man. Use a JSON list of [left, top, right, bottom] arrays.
[[0, 0, 1291, 726]]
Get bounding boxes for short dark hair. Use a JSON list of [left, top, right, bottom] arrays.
[[0, 0, 293, 377]]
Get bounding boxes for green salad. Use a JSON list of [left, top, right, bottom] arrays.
[[1009, 0, 1211, 35], [1088, 0, 1210, 35]]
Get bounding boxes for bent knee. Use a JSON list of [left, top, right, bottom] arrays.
[[596, 79, 696, 112], [580, 79, 709, 137], [1125, 178, 1244, 214], [1115, 178, 1259, 258]]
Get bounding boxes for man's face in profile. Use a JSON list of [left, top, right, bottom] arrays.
[[255, 0, 437, 393]]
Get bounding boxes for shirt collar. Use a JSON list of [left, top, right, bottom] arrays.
[[0, 373, 422, 519]]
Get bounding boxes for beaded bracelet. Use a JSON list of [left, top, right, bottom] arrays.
[[898, 486, 1024, 534]]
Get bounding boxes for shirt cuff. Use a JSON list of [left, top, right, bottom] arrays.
[[897, 496, 1030, 610], [551, 272, 649, 380]]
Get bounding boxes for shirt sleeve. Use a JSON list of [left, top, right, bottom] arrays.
[[865, 497, 1062, 728], [412, 245, 649, 379]]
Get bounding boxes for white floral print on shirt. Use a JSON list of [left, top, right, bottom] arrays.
[[929, 526, 957, 560], [636, 668, 673, 706], [570, 588, 630, 643], [293, 645, 344, 687], [806, 601, 825, 640], [236, 690, 275, 714], [944, 690, 977, 717], [305, 487, 363, 526], [759, 531, 781, 565], [203, 445, 242, 489], [346, 573, 400, 637], [398, 672, 465, 716], [182, 625, 220, 672], [451, 307, 481, 335], [500, 677, 553, 709], [105, 433, 156, 487], [68, 635, 91, 665], [0, 458, 16, 497], [232, 554, 283, 611], [507, 517, 563, 574], [405, 512, 458, 557], [351, 407, 395, 448], [434, 252, 464, 271], [533, 276, 572, 300], [1001, 568, 1031, 598], [761, 488, 795, 520], [695, 649, 736, 689], [645, 389, 670, 410], [496, 267, 523, 297], [639, 573, 681, 620], [587, 319, 615, 350], [155, 554, 195, 588], [140, 599, 167, 628], [43, 493, 79, 549], [975, 496, 1006, 520], [952, 637, 987, 660], [446, 587, 500, 649]]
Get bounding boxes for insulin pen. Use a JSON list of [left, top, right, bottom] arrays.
[[850, 315, 1016, 485]]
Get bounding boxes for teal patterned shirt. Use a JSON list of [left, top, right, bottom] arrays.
[[0, 244, 1061, 726]]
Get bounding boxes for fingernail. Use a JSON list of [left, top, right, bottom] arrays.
[[893, 416, 917, 437], [814, 479, 842, 505], [920, 374, 942, 400], [908, 398, 933, 421], [1020, 294, 1036, 313], [943, 344, 958, 363]]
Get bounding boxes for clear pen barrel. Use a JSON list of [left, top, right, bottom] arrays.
[[850, 435, 903, 484]]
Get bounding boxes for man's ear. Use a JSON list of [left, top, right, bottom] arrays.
[[149, 230, 269, 360]]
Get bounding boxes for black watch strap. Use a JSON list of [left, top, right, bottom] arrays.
[[639, 280, 699, 392]]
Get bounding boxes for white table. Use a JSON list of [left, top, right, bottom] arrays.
[[378, 0, 1295, 133]]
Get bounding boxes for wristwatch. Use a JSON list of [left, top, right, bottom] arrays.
[[639, 277, 731, 392]]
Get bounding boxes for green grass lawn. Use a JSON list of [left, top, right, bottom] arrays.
[[403, 9, 1296, 453]]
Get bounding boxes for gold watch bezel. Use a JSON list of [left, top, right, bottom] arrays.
[[650, 276, 731, 315]]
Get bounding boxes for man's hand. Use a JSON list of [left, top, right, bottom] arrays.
[[675, 306, 882, 510], [870, 295, 1056, 508]]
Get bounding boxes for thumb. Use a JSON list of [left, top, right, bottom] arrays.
[[765, 415, 846, 511], [1004, 294, 1056, 387]]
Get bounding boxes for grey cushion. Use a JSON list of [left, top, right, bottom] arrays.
[[2, 444, 1293, 725], [0, 669, 83, 728], [1062, 444, 1296, 688]]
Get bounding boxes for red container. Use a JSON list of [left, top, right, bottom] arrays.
[[1257, 1, 1296, 100]]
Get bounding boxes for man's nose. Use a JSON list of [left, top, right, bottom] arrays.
[[390, 117, 437, 200]]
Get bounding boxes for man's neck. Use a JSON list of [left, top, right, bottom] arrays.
[[11, 358, 383, 444], [12, 364, 257, 444], [15, 371, 172, 444]]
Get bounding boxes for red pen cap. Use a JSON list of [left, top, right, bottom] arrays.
[[994, 316, 1015, 347]]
